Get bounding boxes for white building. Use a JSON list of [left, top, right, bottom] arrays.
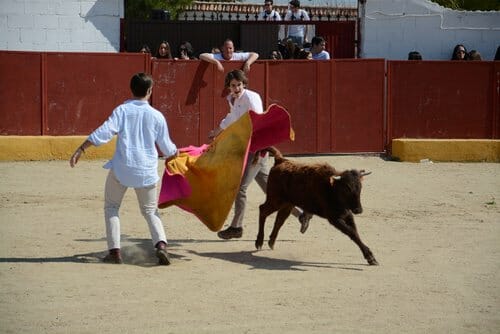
[[359, 0, 500, 60], [0, 0, 123, 52]]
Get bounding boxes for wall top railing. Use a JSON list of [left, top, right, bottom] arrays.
[[178, 1, 357, 21]]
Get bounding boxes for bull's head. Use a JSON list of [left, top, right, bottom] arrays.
[[330, 170, 371, 214]]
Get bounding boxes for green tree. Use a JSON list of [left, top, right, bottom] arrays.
[[126, 0, 196, 20], [431, 0, 500, 10]]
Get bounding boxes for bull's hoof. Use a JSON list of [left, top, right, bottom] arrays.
[[255, 241, 263, 250], [367, 256, 379, 266], [268, 240, 275, 250]]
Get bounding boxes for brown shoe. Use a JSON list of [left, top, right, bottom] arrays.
[[217, 226, 243, 239], [156, 248, 171, 266], [103, 253, 123, 264]]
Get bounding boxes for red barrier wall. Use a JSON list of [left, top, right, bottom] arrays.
[[387, 61, 499, 149], [1, 50, 498, 154], [45, 53, 148, 135], [0, 52, 42, 135], [0, 52, 147, 135], [149, 59, 385, 154]]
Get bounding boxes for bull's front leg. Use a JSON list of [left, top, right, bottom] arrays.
[[329, 214, 378, 265]]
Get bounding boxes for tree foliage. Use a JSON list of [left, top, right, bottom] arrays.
[[431, 0, 500, 11], [125, 0, 196, 20]]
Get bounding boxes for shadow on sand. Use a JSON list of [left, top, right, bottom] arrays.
[[0, 237, 366, 271], [186, 249, 365, 271]]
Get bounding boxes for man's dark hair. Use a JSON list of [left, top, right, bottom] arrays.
[[289, 0, 300, 8], [264, 0, 273, 4], [311, 36, 325, 46], [224, 69, 248, 88], [408, 51, 422, 60], [130, 73, 153, 97]]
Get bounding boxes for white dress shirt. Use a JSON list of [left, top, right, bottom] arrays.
[[219, 89, 263, 130], [88, 99, 177, 188]]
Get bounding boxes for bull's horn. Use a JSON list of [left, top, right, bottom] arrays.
[[332, 175, 341, 180], [360, 171, 372, 177]]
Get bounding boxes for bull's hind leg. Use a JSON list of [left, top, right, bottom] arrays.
[[256, 201, 279, 249], [329, 213, 378, 265], [268, 205, 293, 249]]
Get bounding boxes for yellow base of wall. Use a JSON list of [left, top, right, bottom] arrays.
[[392, 139, 500, 162], [0, 136, 116, 161], [1, 136, 499, 162]]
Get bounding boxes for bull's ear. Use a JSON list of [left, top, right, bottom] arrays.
[[330, 175, 341, 185]]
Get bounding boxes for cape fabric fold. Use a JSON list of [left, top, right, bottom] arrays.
[[158, 104, 293, 232]]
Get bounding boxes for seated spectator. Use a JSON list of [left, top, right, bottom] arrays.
[[408, 51, 422, 60], [139, 44, 151, 54], [258, 0, 282, 21], [451, 44, 468, 60], [177, 41, 196, 60], [310, 36, 330, 60], [269, 50, 283, 60], [468, 50, 482, 61], [199, 38, 259, 72], [278, 38, 298, 59], [156, 41, 173, 59], [296, 49, 312, 59]]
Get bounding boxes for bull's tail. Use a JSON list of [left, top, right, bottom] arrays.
[[263, 146, 286, 165]]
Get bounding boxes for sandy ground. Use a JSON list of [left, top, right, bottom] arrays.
[[0, 156, 499, 334]]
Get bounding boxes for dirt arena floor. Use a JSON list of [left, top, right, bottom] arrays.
[[0, 156, 499, 334]]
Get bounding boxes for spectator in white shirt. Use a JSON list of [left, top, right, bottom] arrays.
[[284, 0, 310, 47], [311, 36, 331, 60], [199, 39, 259, 72], [258, 0, 282, 21]]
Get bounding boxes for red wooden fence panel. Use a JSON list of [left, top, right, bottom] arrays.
[[387, 61, 498, 146], [0, 52, 42, 135], [332, 59, 385, 153], [266, 59, 319, 154], [316, 21, 355, 59], [45, 53, 147, 135]]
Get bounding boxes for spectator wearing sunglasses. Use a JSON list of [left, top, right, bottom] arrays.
[[451, 44, 468, 60], [258, 0, 282, 21], [177, 41, 196, 60]]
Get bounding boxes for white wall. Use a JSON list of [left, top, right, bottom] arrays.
[[0, 0, 123, 52], [360, 0, 500, 60]]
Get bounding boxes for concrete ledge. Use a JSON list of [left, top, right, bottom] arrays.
[[392, 139, 500, 162], [1, 136, 499, 162], [0, 136, 116, 161]]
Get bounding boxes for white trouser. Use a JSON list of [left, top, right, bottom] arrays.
[[104, 170, 167, 250], [230, 153, 303, 228]]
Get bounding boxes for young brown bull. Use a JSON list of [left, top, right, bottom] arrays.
[[255, 146, 378, 265]]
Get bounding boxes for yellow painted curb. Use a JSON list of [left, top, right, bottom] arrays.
[[392, 139, 500, 162], [0, 136, 116, 161]]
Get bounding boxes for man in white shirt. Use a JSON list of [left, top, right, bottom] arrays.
[[284, 0, 310, 47], [211, 70, 312, 240], [258, 0, 282, 21], [199, 39, 259, 72], [70, 73, 178, 265], [311, 36, 331, 60]]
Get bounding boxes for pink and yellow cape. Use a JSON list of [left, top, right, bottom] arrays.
[[158, 104, 294, 231]]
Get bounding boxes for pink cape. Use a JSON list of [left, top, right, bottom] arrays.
[[158, 104, 294, 231]]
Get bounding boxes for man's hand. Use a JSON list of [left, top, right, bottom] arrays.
[[69, 147, 84, 167]]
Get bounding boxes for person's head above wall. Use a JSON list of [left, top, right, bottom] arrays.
[[408, 51, 422, 60]]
